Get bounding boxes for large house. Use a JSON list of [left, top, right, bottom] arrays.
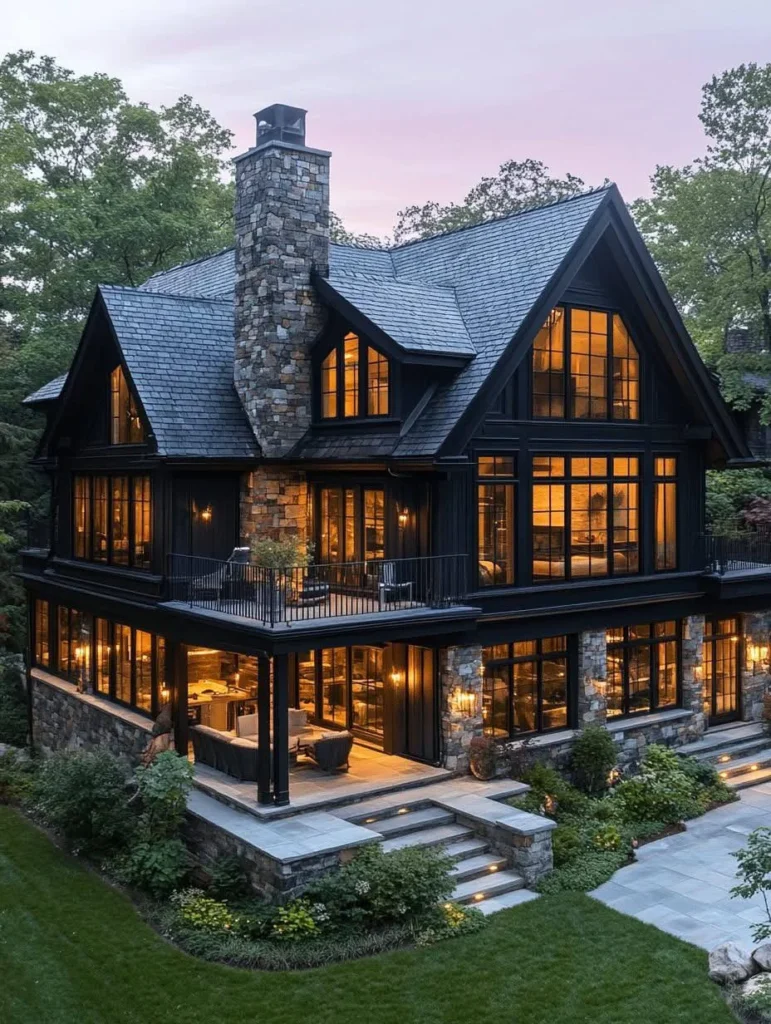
[[19, 104, 771, 896]]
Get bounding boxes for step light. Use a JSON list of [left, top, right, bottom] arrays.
[[473, 893, 485, 901]]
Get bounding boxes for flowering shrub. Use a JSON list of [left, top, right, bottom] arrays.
[[415, 902, 485, 946], [592, 824, 622, 852]]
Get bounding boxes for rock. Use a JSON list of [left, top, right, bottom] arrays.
[[753, 943, 771, 972], [709, 942, 756, 984]]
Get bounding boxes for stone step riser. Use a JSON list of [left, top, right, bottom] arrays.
[[368, 808, 455, 839], [380, 824, 474, 854], [450, 855, 509, 883], [715, 751, 771, 780], [347, 799, 433, 826], [727, 766, 771, 791], [453, 873, 525, 905], [677, 724, 766, 760], [700, 738, 771, 767], [442, 837, 490, 863]]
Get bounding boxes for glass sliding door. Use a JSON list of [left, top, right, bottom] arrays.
[[351, 646, 384, 739], [704, 618, 740, 723]]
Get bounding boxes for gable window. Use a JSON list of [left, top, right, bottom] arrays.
[[477, 455, 516, 586], [606, 621, 680, 717], [532, 307, 640, 421], [73, 474, 152, 569], [654, 456, 677, 571], [319, 331, 390, 420], [483, 636, 570, 737], [532, 455, 640, 581], [110, 365, 145, 444]]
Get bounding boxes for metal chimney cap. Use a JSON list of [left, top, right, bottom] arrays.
[[254, 104, 307, 147]]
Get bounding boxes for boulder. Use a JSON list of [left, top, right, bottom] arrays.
[[709, 942, 756, 984], [753, 943, 771, 972]]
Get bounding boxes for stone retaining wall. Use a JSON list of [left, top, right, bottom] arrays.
[[30, 670, 151, 768]]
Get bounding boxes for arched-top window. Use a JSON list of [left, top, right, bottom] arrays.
[[110, 365, 145, 444], [532, 306, 640, 421], [319, 332, 390, 420]]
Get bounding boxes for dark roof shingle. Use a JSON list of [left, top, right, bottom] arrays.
[[23, 373, 68, 406]]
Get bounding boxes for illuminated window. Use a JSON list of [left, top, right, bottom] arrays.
[[322, 647, 348, 726], [135, 629, 153, 712], [34, 599, 49, 667], [482, 636, 569, 737], [654, 456, 677, 571], [606, 621, 680, 718], [317, 486, 385, 566], [477, 456, 515, 586], [532, 307, 640, 421], [318, 332, 389, 419], [367, 346, 389, 415], [532, 455, 640, 581], [74, 473, 151, 568], [296, 651, 316, 715], [704, 618, 740, 721], [95, 618, 111, 695], [56, 607, 89, 684], [110, 365, 145, 444], [321, 348, 337, 418], [351, 646, 385, 737]]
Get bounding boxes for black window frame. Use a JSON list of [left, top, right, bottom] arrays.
[[606, 620, 682, 719], [72, 472, 153, 570], [482, 635, 573, 738], [317, 331, 391, 421], [653, 454, 678, 572], [531, 304, 642, 422], [476, 454, 517, 588]]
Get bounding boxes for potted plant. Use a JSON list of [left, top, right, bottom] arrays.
[[250, 537, 314, 612]]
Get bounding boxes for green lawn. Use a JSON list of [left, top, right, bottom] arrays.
[[0, 806, 733, 1024]]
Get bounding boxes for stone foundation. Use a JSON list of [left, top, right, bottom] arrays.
[[577, 629, 608, 728], [440, 644, 484, 772], [30, 670, 152, 768], [741, 611, 771, 722]]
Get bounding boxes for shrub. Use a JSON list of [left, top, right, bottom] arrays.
[[0, 663, 28, 747], [250, 537, 312, 569], [469, 735, 497, 780], [592, 824, 622, 852], [678, 754, 719, 788], [206, 855, 247, 900], [304, 844, 453, 927], [170, 888, 241, 933], [522, 763, 590, 818], [415, 902, 485, 946], [613, 772, 695, 825], [552, 824, 582, 867], [0, 749, 36, 805], [732, 827, 771, 943], [536, 849, 630, 894], [112, 837, 189, 898], [270, 901, 319, 942], [35, 749, 132, 855], [570, 725, 617, 795]]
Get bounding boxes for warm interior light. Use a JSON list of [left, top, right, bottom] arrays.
[[397, 508, 409, 528], [200, 505, 213, 523], [451, 687, 477, 715]]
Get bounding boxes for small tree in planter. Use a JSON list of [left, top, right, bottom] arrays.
[[469, 735, 498, 780], [250, 536, 314, 608]]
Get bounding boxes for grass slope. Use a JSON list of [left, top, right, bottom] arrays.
[[0, 806, 733, 1024]]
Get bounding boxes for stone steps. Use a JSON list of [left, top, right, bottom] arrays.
[[727, 766, 771, 791], [451, 870, 525, 905], [715, 748, 771, 780], [367, 806, 454, 838], [442, 836, 490, 862], [677, 722, 771, 791], [450, 852, 509, 883], [380, 821, 474, 853], [677, 722, 766, 759]]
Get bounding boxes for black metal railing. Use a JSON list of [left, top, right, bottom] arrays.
[[704, 530, 771, 575], [166, 553, 468, 626]]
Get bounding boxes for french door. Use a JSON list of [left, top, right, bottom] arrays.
[[704, 617, 741, 724]]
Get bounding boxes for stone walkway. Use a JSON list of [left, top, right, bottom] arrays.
[[592, 784, 771, 950]]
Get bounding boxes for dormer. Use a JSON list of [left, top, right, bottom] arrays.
[[316, 328, 390, 421], [110, 365, 146, 445]]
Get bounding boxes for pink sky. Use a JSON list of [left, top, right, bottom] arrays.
[[5, 0, 771, 235]]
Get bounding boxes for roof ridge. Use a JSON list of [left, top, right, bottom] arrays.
[[142, 246, 235, 282], [99, 284, 232, 307], [389, 184, 615, 252]]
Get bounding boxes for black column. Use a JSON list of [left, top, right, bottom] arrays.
[[26, 596, 35, 754], [257, 654, 272, 805], [273, 653, 290, 806], [171, 643, 188, 756]]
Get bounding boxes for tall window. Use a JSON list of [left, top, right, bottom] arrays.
[[56, 607, 89, 684], [34, 599, 49, 667], [483, 636, 569, 737], [351, 646, 384, 737], [606, 621, 680, 717], [704, 618, 740, 721], [317, 486, 385, 565], [532, 455, 639, 581], [110, 365, 145, 444], [321, 647, 348, 725], [477, 456, 516, 586], [73, 474, 152, 568], [654, 456, 677, 571], [93, 617, 166, 715], [532, 306, 640, 421], [319, 332, 390, 419]]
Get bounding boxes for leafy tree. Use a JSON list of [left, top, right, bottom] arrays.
[[393, 158, 592, 243], [329, 210, 384, 248], [633, 63, 771, 419]]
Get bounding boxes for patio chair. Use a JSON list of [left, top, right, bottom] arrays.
[[227, 738, 259, 782], [377, 560, 414, 610], [303, 730, 353, 773], [189, 547, 250, 602]]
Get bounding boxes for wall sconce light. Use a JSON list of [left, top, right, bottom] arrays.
[[397, 508, 409, 529], [160, 686, 170, 703], [389, 669, 405, 686], [451, 686, 478, 716], [200, 505, 213, 523]]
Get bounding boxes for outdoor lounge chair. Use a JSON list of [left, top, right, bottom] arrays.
[[190, 547, 251, 603], [303, 731, 353, 772], [377, 560, 413, 610]]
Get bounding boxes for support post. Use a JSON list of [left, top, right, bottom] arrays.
[[26, 596, 35, 754], [273, 653, 290, 806], [257, 654, 272, 805], [171, 643, 188, 756]]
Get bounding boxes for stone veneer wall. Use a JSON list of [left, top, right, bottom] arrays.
[[440, 644, 484, 772], [240, 466, 308, 545], [741, 611, 771, 722], [30, 670, 152, 768], [576, 629, 608, 728], [233, 140, 330, 458], [184, 809, 357, 903]]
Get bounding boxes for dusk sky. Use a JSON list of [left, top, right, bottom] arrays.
[[6, 0, 771, 236]]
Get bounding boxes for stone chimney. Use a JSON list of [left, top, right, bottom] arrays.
[[234, 103, 330, 457], [725, 326, 762, 355]]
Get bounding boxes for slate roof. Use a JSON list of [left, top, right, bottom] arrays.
[[98, 286, 259, 459], [22, 373, 68, 406], [292, 429, 401, 460], [140, 247, 235, 300]]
